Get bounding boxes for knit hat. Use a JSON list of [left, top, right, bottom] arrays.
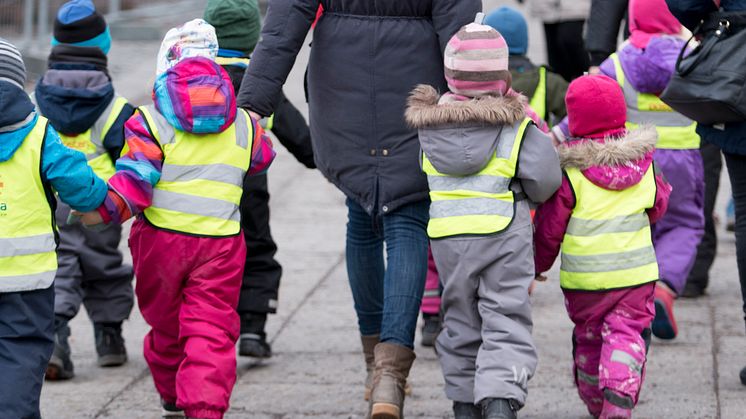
[[629, 0, 682, 49], [445, 19, 512, 97], [204, 0, 261, 55], [157, 19, 218, 77], [484, 7, 528, 56], [0, 38, 26, 89], [566, 75, 627, 139], [52, 0, 111, 55]]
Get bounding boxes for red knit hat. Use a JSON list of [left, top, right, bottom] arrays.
[[566, 75, 627, 139]]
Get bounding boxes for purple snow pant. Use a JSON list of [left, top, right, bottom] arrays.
[[564, 283, 655, 416], [653, 149, 705, 295]]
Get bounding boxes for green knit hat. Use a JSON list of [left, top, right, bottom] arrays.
[[204, 0, 261, 55]]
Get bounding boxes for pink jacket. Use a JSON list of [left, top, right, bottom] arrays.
[[534, 126, 671, 274]]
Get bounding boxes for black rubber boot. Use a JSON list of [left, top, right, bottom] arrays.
[[46, 315, 75, 380], [740, 365, 746, 385], [161, 398, 184, 418], [420, 313, 441, 347], [454, 401, 483, 419], [94, 322, 128, 367], [482, 398, 519, 419], [239, 313, 272, 358]]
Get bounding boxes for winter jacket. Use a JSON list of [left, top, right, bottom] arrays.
[[666, 0, 746, 156], [237, 0, 481, 215], [510, 55, 569, 122], [405, 85, 562, 217], [586, 0, 629, 66], [599, 37, 685, 95], [534, 127, 672, 273], [98, 58, 275, 224], [0, 81, 107, 212], [530, 0, 591, 23], [219, 50, 315, 169]]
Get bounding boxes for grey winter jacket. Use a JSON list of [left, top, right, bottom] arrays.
[[405, 85, 562, 226], [237, 0, 480, 215]]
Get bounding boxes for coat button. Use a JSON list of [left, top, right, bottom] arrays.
[[370, 149, 377, 156], [382, 205, 389, 212], [382, 149, 389, 156]]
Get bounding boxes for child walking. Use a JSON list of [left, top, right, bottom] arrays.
[[81, 20, 275, 419], [406, 20, 561, 419], [534, 75, 671, 418], [0, 38, 107, 418], [34, 0, 135, 379], [597, 0, 704, 340]]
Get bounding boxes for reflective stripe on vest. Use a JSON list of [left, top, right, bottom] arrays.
[[0, 116, 58, 292], [423, 118, 531, 239], [140, 105, 253, 237], [560, 166, 659, 290], [57, 96, 129, 181], [528, 66, 547, 122], [610, 54, 699, 150]]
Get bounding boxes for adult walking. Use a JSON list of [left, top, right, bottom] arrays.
[[665, 0, 746, 386], [236, 1, 480, 417]]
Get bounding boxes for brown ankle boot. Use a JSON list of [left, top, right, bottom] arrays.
[[369, 342, 416, 419], [361, 334, 380, 401]]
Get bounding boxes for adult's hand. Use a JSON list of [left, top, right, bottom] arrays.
[[588, 66, 601, 75], [245, 109, 262, 122]]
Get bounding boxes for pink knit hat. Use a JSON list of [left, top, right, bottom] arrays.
[[629, 0, 682, 49], [444, 20, 511, 97], [566, 75, 627, 139]]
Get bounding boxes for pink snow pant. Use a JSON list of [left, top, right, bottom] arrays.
[[563, 282, 655, 416], [421, 248, 441, 315], [129, 219, 245, 419]]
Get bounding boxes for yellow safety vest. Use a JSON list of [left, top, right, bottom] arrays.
[[57, 96, 129, 181], [560, 165, 659, 290], [423, 118, 531, 239], [0, 116, 58, 292], [139, 105, 254, 237], [610, 54, 699, 150], [528, 66, 547, 122]]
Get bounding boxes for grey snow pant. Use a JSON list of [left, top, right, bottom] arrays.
[[431, 221, 537, 406], [54, 204, 134, 323]]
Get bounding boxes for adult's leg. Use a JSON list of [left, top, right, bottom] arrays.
[[551, 20, 590, 82], [686, 142, 723, 294], [0, 286, 55, 419], [723, 152, 746, 329], [544, 23, 561, 78]]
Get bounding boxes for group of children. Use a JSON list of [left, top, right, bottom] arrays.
[[0, 0, 709, 419]]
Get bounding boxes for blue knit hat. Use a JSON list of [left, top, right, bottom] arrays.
[[52, 0, 111, 55], [484, 6, 528, 56]]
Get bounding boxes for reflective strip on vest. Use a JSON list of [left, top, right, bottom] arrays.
[[140, 106, 253, 237], [0, 116, 58, 292], [424, 118, 531, 239], [528, 66, 547, 122], [610, 54, 699, 149], [560, 166, 659, 290]]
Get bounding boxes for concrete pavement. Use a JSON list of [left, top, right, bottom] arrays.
[[30, 1, 746, 418]]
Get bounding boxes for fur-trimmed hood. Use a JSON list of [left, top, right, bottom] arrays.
[[406, 84, 529, 177], [560, 126, 658, 191], [405, 84, 526, 128]]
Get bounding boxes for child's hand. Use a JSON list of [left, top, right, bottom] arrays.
[[72, 210, 104, 226], [529, 274, 548, 296]]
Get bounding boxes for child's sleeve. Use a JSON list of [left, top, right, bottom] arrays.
[[533, 175, 576, 274], [247, 115, 277, 176], [101, 102, 136, 162], [42, 126, 107, 212], [516, 124, 562, 204], [271, 92, 315, 169], [97, 110, 164, 224], [647, 163, 672, 224]]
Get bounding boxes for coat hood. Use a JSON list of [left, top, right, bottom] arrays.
[[405, 84, 526, 176], [618, 36, 686, 94], [153, 57, 236, 134], [560, 126, 657, 190], [34, 63, 114, 135], [0, 81, 38, 162]]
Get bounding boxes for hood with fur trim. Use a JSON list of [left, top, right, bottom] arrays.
[[560, 126, 657, 190], [405, 84, 527, 176]]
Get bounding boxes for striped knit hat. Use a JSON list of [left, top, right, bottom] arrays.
[[0, 39, 26, 89], [52, 0, 111, 55], [444, 20, 511, 97]]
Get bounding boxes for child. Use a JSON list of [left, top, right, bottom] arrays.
[[0, 38, 107, 418], [484, 6, 569, 126], [406, 20, 561, 419], [204, 0, 315, 359], [34, 0, 135, 379], [420, 249, 442, 348], [597, 0, 704, 340], [81, 20, 275, 419], [533, 75, 671, 418]]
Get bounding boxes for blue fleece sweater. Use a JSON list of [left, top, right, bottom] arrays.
[[0, 81, 106, 211]]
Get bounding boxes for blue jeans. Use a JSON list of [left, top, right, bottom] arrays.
[[345, 198, 429, 348]]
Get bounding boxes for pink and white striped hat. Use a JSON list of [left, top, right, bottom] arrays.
[[444, 17, 511, 98]]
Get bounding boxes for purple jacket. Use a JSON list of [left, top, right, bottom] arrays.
[[534, 127, 672, 274], [599, 36, 686, 94]]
